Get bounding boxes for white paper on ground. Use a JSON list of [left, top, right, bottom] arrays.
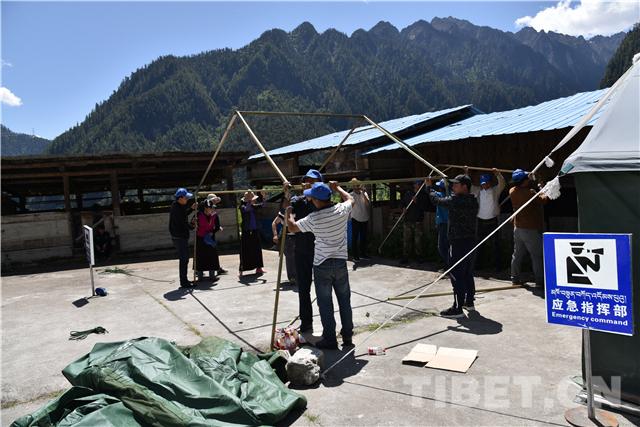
[[426, 347, 478, 373], [402, 343, 438, 365]]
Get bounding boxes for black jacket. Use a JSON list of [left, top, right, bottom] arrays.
[[169, 201, 193, 239], [402, 189, 428, 223], [429, 191, 478, 241]]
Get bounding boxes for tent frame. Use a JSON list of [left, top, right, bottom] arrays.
[[194, 110, 448, 349]]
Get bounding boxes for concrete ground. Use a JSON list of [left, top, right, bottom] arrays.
[[2, 251, 638, 426]]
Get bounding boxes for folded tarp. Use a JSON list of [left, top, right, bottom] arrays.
[[12, 336, 306, 426]]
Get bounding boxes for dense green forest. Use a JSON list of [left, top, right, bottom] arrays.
[[1, 125, 51, 156], [47, 17, 627, 156], [600, 24, 640, 88]]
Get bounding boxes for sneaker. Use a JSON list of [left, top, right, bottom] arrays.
[[440, 306, 464, 318], [256, 268, 266, 274], [217, 268, 228, 275], [180, 281, 196, 288], [462, 304, 475, 311], [314, 338, 338, 350], [342, 336, 353, 347]]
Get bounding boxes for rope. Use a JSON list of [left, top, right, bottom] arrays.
[[69, 326, 108, 340], [322, 180, 558, 377]]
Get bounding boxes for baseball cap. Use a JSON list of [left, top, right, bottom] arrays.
[[303, 169, 323, 182], [480, 174, 492, 185], [511, 169, 529, 184], [449, 174, 472, 187], [435, 179, 446, 189], [175, 188, 193, 199], [303, 182, 332, 201]]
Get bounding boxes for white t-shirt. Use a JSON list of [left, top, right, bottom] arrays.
[[350, 191, 370, 222], [296, 201, 353, 266], [471, 174, 505, 220]]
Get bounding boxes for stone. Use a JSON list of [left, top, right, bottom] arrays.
[[285, 347, 325, 386]]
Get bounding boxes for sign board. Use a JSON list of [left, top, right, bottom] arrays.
[[83, 225, 95, 266], [543, 233, 633, 336]]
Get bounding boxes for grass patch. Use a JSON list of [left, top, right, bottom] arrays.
[[303, 412, 322, 425], [354, 310, 437, 336], [99, 266, 133, 275]]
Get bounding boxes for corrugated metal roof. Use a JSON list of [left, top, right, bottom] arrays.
[[365, 89, 609, 155], [248, 105, 474, 160]]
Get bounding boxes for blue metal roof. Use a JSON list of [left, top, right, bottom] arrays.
[[365, 89, 609, 155], [248, 105, 475, 160]]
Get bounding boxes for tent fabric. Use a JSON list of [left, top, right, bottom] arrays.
[[563, 61, 640, 174], [12, 337, 306, 427], [575, 173, 640, 405]]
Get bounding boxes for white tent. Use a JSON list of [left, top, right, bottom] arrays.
[[562, 56, 640, 174]]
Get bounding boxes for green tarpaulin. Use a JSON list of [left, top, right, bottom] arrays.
[[12, 337, 306, 426]]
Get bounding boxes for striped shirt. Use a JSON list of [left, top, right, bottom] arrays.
[[296, 201, 352, 266]]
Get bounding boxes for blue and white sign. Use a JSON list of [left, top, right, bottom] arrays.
[[543, 233, 633, 336]]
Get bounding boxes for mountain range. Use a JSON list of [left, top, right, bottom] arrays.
[[37, 17, 628, 155], [1, 125, 51, 157]]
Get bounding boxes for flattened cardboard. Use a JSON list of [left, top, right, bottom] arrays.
[[402, 343, 438, 365], [426, 347, 478, 373]]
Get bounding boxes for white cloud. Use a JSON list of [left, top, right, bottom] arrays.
[[515, 0, 640, 38], [1, 59, 12, 68], [0, 87, 23, 107]]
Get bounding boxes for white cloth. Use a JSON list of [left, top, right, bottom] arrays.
[[296, 201, 353, 266], [350, 191, 370, 222], [471, 174, 505, 220]]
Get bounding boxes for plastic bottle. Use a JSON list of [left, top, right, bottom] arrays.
[[367, 346, 386, 355]]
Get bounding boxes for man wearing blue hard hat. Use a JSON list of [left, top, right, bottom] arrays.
[[286, 181, 354, 350], [287, 169, 323, 334], [427, 174, 479, 318], [434, 179, 450, 268], [466, 166, 506, 273], [509, 168, 548, 288], [169, 187, 196, 288]]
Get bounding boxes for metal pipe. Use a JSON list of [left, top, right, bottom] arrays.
[[362, 115, 447, 178], [377, 180, 427, 254], [439, 164, 514, 174], [238, 110, 363, 119], [235, 111, 288, 183], [319, 125, 360, 172], [192, 114, 238, 281], [387, 285, 524, 301], [270, 218, 288, 350]]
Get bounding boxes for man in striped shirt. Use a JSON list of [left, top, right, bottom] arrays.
[[286, 181, 354, 350]]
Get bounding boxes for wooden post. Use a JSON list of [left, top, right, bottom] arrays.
[[110, 172, 121, 216]]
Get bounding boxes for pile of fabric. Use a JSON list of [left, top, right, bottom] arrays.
[[12, 337, 307, 426]]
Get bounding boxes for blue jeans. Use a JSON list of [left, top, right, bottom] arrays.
[[313, 258, 354, 342]]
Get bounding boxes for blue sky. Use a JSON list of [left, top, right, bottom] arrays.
[[1, 1, 636, 139]]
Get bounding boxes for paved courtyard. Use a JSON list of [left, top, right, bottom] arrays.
[[2, 251, 637, 426]]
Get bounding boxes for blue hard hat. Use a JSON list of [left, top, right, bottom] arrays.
[[435, 179, 446, 189], [303, 169, 323, 182], [303, 182, 332, 201], [175, 188, 193, 199], [95, 287, 108, 297], [511, 169, 529, 184], [480, 174, 492, 185]]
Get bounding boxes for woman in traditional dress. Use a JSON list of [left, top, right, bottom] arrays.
[[239, 191, 265, 277], [195, 199, 223, 281]]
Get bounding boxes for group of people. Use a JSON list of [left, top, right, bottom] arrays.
[[168, 164, 548, 341], [412, 168, 547, 318]]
